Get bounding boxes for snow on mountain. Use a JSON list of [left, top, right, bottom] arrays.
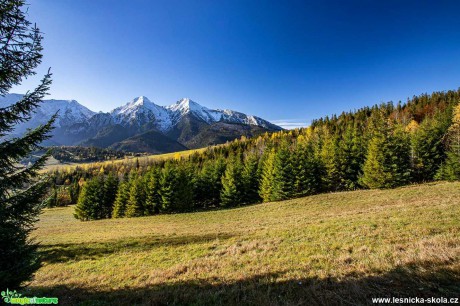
[[164, 97, 279, 129], [0, 93, 281, 140], [166, 98, 223, 125], [110, 96, 172, 131], [111, 96, 280, 131], [0, 94, 95, 135]]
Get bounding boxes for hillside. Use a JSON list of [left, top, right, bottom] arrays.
[[29, 182, 460, 305]]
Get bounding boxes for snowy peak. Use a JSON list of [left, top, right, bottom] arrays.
[[0, 94, 95, 130], [168, 98, 202, 113], [111, 96, 172, 131]]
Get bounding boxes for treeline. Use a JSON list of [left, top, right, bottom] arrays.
[[48, 89, 460, 220]]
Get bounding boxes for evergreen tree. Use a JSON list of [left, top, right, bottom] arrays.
[[293, 138, 322, 197], [220, 155, 243, 207], [412, 113, 451, 181], [112, 180, 130, 218], [259, 149, 276, 202], [436, 103, 460, 180], [145, 168, 161, 215], [159, 161, 177, 212], [68, 179, 80, 204], [336, 124, 365, 190], [74, 177, 105, 220], [361, 119, 411, 188], [175, 164, 194, 212], [44, 186, 58, 208], [125, 176, 146, 217], [102, 173, 118, 218], [241, 153, 261, 204], [270, 141, 295, 200], [0, 0, 56, 288], [320, 129, 341, 191]]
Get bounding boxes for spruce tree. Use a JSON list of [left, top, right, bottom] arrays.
[[144, 168, 161, 215], [271, 141, 294, 201], [74, 177, 105, 220], [102, 173, 118, 218], [159, 161, 177, 212], [361, 118, 411, 189], [411, 115, 449, 181], [436, 103, 460, 180], [173, 163, 194, 212], [320, 129, 341, 191], [293, 138, 322, 197], [259, 149, 276, 202], [112, 180, 130, 218], [337, 124, 365, 190], [241, 153, 261, 204], [220, 155, 243, 207], [125, 176, 146, 217], [0, 0, 56, 288]]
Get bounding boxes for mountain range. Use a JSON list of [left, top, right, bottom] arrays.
[[0, 94, 282, 153]]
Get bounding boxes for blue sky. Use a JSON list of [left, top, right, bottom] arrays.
[[12, 0, 460, 128]]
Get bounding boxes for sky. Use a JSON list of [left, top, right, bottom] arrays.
[[11, 0, 460, 129]]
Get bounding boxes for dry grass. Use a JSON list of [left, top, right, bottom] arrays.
[[26, 182, 460, 305]]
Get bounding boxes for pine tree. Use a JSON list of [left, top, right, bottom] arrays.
[[436, 103, 460, 180], [159, 161, 177, 212], [293, 138, 322, 197], [320, 129, 341, 191], [144, 168, 161, 215], [241, 153, 261, 204], [125, 176, 146, 217], [412, 113, 451, 181], [361, 118, 411, 189], [173, 163, 194, 212], [259, 149, 276, 202], [336, 124, 365, 190], [270, 141, 294, 201], [102, 173, 118, 218], [74, 177, 105, 220], [0, 0, 56, 288], [220, 155, 243, 207], [68, 179, 80, 204], [112, 180, 130, 218]]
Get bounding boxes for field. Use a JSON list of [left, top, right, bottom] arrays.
[[42, 148, 206, 172], [26, 182, 460, 305]]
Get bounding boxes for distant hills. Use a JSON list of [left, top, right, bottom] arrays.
[[0, 94, 282, 153]]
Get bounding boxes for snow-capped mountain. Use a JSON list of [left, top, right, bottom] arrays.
[[1, 93, 281, 152], [113, 96, 279, 131], [0, 94, 95, 136]]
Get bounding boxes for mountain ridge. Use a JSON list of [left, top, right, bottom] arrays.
[[0, 94, 282, 153]]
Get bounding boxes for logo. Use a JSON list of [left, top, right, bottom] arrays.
[[1, 289, 58, 305]]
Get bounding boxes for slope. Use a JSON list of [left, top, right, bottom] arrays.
[[30, 182, 460, 305], [109, 129, 188, 153]]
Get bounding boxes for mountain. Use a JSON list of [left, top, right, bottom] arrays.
[[0, 94, 282, 153], [0, 94, 95, 145]]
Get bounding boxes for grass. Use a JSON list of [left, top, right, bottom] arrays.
[[26, 182, 460, 305]]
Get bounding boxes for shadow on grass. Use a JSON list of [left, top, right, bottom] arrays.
[[27, 259, 460, 306], [39, 233, 236, 264]]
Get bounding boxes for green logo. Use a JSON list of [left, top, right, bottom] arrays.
[[1, 289, 58, 305]]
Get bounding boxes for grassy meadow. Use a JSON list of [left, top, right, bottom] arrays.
[[26, 182, 460, 305]]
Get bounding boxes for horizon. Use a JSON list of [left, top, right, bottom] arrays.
[[10, 0, 460, 129]]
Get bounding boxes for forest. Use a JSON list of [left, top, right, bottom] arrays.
[[45, 89, 460, 220]]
